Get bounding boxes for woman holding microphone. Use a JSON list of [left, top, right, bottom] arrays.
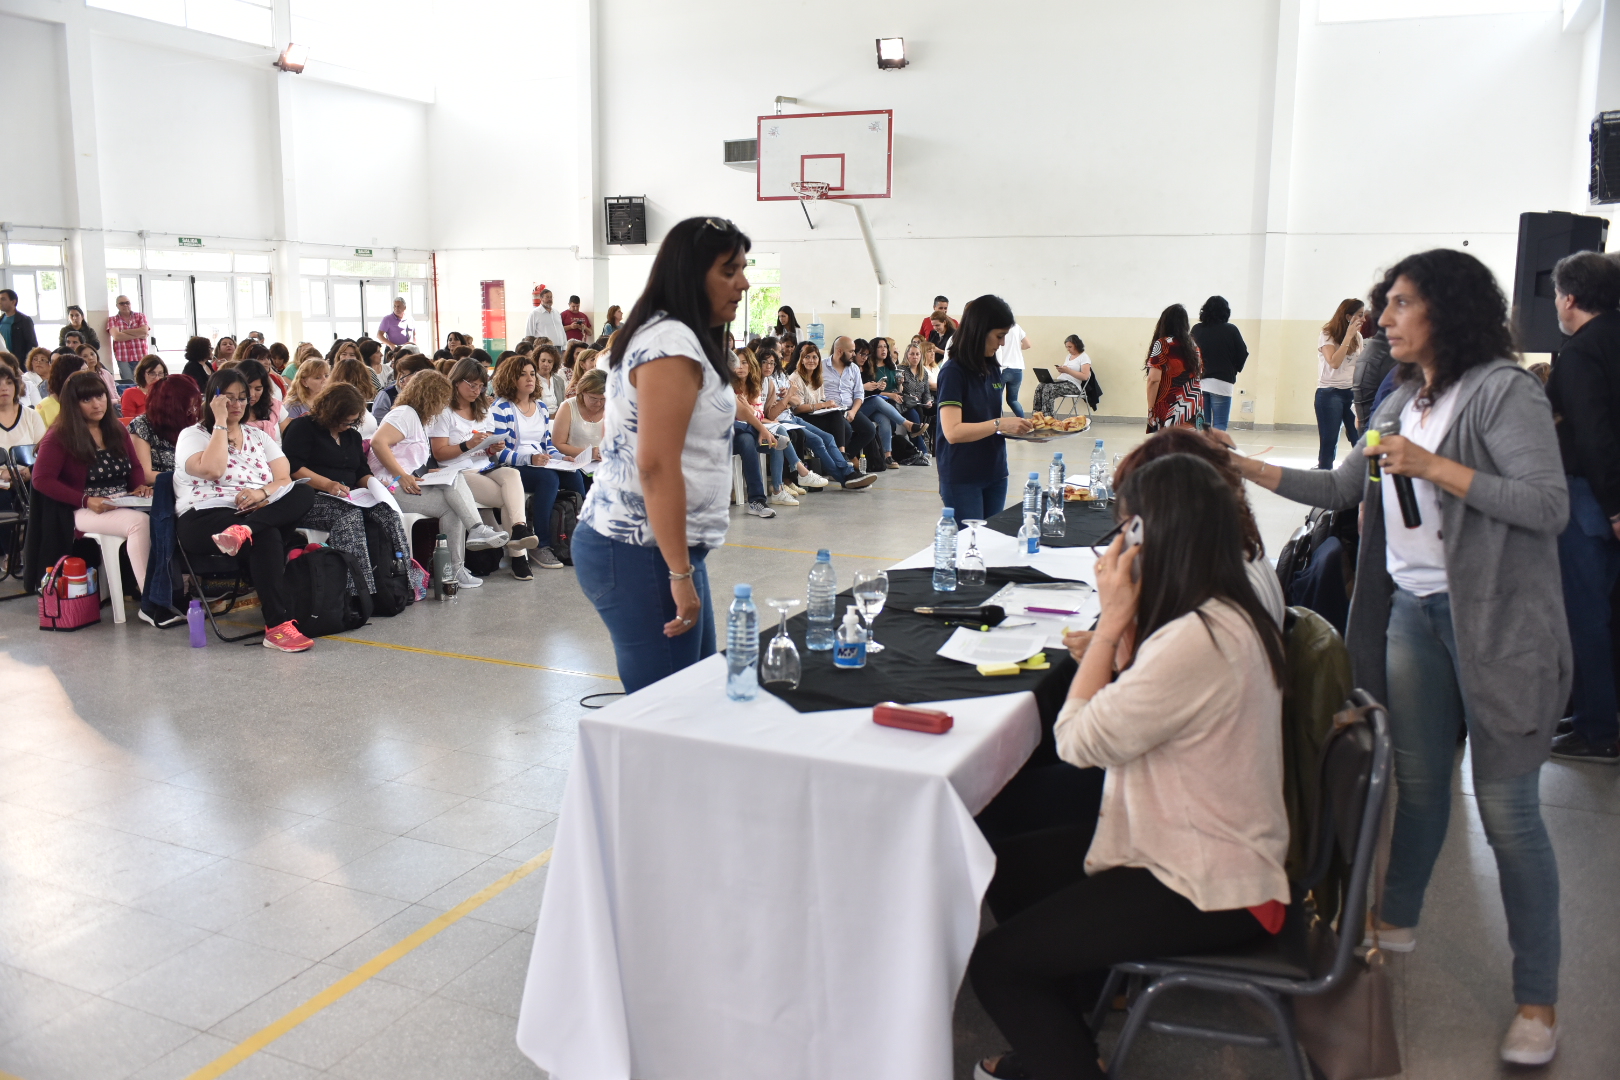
[[574, 216, 754, 693], [1214, 249, 1568, 1066], [935, 295, 1033, 519]]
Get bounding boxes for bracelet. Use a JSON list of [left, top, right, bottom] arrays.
[[668, 567, 695, 581], [458, 440, 469, 453]]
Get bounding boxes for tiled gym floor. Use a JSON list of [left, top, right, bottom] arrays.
[[2, 421, 1616, 1080]]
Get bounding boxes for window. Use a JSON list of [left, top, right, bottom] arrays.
[[1319, 0, 1558, 20], [106, 248, 142, 270], [234, 252, 272, 274], [4, 242, 69, 345], [9, 243, 63, 266], [290, 0, 431, 78], [329, 260, 395, 277], [147, 248, 233, 273], [87, 0, 272, 46]]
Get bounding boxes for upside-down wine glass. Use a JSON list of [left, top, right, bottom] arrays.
[[958, 520, 988, 586], [762, 597, 802, 689], [851, 570, 890, 654]]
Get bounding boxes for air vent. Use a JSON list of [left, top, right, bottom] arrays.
[[1592, 112, 1620, 204], [605, 197, 647, 246], [724, 139, 758, 171]]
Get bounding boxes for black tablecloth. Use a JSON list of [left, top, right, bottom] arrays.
[[986, 499, 1117, 548], [764, 566, 1076, 714]]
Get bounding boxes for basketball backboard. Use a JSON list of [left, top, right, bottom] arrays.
[[756, 110, 893, 201]]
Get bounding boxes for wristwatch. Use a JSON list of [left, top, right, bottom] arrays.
[[993, 418, 1002, 433], [458, 440, 470, 453]]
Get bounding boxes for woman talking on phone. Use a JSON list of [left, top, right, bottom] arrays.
[[1215, 249, 1569, 1066], [574, 217, 756, 692], [935, 295, 1033, 519]]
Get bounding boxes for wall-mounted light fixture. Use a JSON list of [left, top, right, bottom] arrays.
[[876, 38, 907, 69], [273, 44, 309, 73]]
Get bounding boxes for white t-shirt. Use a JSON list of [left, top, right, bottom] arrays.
[[996, 323, 1027, 371], [1383, 389, 1459, 597], [21, 371, 45, 407], [173, 423, 285, 515], [370, 405, 430, 482], [1058, 350, 1091, 385], [425, 407, 492, 473], [580, 313, 737, 549], [1317, 331, 1357, 390], [505, 398, 554, 457]]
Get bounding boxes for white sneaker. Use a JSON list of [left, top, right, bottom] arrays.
[[1360, 924, 1416, 953], [1500, 1013, 1558, 1066], [799, 472, 829, 489], [466, 524, 509, 550], [769, 490, 799, 506], [454, 567, 484, 588], [745, 499, 777, 518]]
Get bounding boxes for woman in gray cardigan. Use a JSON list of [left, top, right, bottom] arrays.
[[1216, 249, 1569, 1067]]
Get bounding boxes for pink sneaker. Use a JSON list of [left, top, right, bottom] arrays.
[[212, 524, 253, 556], [262, 620, 314, 653]]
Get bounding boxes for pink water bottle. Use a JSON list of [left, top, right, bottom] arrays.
[[187, 600, 207, 647]]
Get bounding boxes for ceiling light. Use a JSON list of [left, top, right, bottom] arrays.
[[876, 38, 907, 69], [273, 44, 309, 74]]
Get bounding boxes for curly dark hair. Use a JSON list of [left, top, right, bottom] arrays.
[[309, 382, 366, 432], [1379, 249, 1516, 406]]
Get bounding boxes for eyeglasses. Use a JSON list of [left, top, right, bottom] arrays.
[[219, 393, 249, 405], [459, 377, 486, 387], [702, 217, 736, 233]]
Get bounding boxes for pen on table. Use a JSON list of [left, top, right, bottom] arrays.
[[1025, 606, 1082, 616]]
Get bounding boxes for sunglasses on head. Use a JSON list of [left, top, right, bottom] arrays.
[[702, 217, 737, 233]]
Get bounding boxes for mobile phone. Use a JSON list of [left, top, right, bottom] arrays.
[[1121, 514, 1144, 582]]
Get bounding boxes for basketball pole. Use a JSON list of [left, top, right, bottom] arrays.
[[824, 199, 889, 337]]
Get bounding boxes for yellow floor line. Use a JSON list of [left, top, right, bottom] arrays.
[[328, 636, 619, 681], [724, 542, 904, 561], [183, 848, 554, 1080]]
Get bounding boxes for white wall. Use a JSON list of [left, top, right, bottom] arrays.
[[1, 12, 74, 229], [293, 79, 430, 249]]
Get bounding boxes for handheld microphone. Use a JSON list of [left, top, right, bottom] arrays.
[[1374, 422, 1422, 529]]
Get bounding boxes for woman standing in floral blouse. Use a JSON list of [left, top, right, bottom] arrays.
[[1144, 303, 1203, 432]]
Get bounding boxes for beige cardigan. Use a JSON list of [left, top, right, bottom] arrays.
[[1055, 600, 1290, 912]]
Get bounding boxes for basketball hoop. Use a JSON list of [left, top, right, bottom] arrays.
[[790, 180, 831, 200]]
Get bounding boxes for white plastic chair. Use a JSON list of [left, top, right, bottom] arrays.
[[95, 534, 127, 624], [731, 455, 747, 505]]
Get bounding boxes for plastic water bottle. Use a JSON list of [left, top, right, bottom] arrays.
[[1017, 512, 1041, 555], [834, 609, 867, 669], [187, 599, 207, 647], [1048, 452, 1066, 495], [1042, 493, 1067, 539], [807, 549, 838, 650], [932, 508, 958, 592], [1090, 439, 1110, 511], [1022, 472, 1042, 520], [726, 583, 759, 700]]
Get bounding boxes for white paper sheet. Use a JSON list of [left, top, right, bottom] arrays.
[[985, 582, 1100, 646], [543, 445, 599, 474], [935, 626, 1049, 666], [104, 495, 153, 508]]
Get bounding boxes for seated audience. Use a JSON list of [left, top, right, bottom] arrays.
[[285, 341, 320, 380], [368, 369, 508, 590], [267, 342, 291, 379], [858, 335, 925, 468], [281, 383, 411, 595], [898, 339, 936, 461], [327, 357, 380, 436], [371, 353, 435, 422], [735, 349, 828, 502], [428, 358, 537, 575], [76, 344, 120, 411], [533, 345, 568, 409], [234, 358, 283, 444], [281, 359, 330, 429], [552, 368, 607, 462], [968, 454, 1289, 1080], [359, 338, 387, 390], [129, 374, 200, 478], [22, 347, 51, 405], [182, 335, 215, 388], [173, 369, 318, 653], [37, 353, 87, 426], [214, 336, 237, 367], [0, 366, 46, 520], [490, 354, 586, 575], [31, 371, 155, 607], [784, 342, 877, 490], [120, 355, 168, 420]]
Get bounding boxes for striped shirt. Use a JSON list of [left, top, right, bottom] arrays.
[[490, 396, 558, 466]]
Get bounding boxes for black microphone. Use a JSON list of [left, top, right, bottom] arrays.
[[912, 604, 1007, 626], [1374, 421, 1422, 529]]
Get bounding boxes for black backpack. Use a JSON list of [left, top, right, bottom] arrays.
[[285, 548, 372, 637], [363, 514, 413, 617], [549, 490, 584, 565]]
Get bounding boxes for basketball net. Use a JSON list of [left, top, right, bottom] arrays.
[[790, 181, 830, 228]]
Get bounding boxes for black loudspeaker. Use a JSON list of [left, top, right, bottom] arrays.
[[605, 197, 647, 246], [1512, 212, 1608, 353], [1590, 112, 1620, 203]]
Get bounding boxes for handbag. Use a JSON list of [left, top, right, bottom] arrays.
[[1293, 737, 1401, 1080], [38, 557, 104, 632]]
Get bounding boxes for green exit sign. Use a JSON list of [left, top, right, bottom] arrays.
[[355, 248, 373, 257], [178, 237, 203, 247]]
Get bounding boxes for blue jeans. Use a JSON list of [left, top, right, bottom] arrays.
[[790, 422, 853, 480], [1383, 588, 1560, 1004], [858, 396, 910, 454], [766, 435, 801, 488], [1558, 476, 1620, 746], [511, 464, 586, 547], [573, 523, 715, 694], [1313, 387, 1355, 469], [939, 477, 1009, 523], [1001, 369, 1025, 417], [1203, 392, 1232, 431], [731, 423, 768, 502]]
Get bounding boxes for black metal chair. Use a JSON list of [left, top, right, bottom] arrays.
[[1089, 690, 1393, 1080], [0, 445, 33, 597], [166, 478, 261, 643]]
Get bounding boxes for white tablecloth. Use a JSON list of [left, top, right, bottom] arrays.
[[515, 653, 1041, 1080]]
